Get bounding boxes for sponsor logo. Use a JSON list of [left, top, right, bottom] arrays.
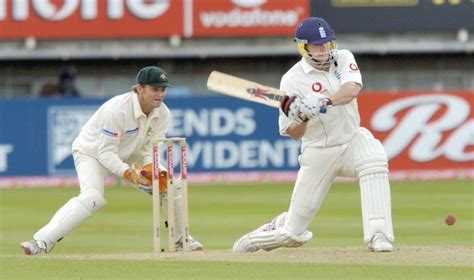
[[371, 94, 473, 162], [199, 1, 303, 28], [181, 145, 188, 179], [2, 0, 171, 21], [169, 108, 256, 137], [312, 82, 323, 93], [153, 146, 160, 180], [167, 145, 174, 179], [349, 63, 359, 71], [247, 87, 280, 102], [48, 106, 97, 175], [231, 0, 267, 8], [0, 144, 14, 173]]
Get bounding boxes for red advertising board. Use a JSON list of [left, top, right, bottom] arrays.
[[358, 91, 473, 180], [0, 0, 183, 39], [192, 0, 309, 37], [0, 0, 309, 39]]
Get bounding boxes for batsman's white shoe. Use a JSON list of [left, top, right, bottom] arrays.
[[20, 240, 48, 255], [232, 212, 291, 253], [368, 233, 393, 252], [176, 235, 204, 251], [232, 233, 259, 253]]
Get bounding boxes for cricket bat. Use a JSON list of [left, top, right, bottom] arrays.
[[207, 71, 285, 108]]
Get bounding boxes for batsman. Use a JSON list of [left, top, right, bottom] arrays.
[[233, 17, 394, 253], [21, 66, 203, 255]]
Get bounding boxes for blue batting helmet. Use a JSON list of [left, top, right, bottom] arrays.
[[294, 17, 336, 45]]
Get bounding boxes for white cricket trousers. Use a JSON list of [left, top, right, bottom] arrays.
[[73, 152, 109, 196]]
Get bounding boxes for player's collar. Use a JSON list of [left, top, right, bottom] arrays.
[[132, 92, 145, 119], [132, 92, 162, 119], [300, 58, 315, 74], [148, 107, 161, 119]]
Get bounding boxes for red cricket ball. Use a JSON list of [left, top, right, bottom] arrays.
[[445, 214, 456, 226]]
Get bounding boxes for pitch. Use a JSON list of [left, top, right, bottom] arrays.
[[1, 180, 472, 279]]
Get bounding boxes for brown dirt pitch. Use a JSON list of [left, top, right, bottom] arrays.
[[44, 245, 473, 267]]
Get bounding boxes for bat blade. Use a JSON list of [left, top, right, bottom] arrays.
[[207, 71, 285, 108]]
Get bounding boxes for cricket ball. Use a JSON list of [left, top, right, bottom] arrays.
[[445, 214, 456, 226]]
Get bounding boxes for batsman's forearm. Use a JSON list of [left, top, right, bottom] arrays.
[[286, 122, 308, 141], [326, 82, 361, 106]]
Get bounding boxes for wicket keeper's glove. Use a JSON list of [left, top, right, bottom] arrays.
[[139, 163, 168, 193], [140, 163, 153, 181], [158, 170, 168, 193], [123, 163, 151, 186]]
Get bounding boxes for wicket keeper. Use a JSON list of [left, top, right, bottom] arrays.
[[21, 66, 203, 255]]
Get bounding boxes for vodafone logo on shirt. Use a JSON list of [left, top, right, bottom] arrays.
[[349, 63, 360, 72], [193, 0, 309, 36], [312, 82, 323, 93]]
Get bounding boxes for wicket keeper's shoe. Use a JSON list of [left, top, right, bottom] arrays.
[[176, 235, 204, 251], [20, 240, 48, 255], [368, 233, 393, 252]]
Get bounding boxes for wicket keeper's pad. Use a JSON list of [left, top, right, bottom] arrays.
[[34, 188, 106, 250]]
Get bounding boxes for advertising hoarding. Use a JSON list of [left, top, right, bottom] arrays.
[[0, 91, 472, 187]]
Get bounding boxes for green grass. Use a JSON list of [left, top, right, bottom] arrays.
[[1, 180, 473, 279], [1, 258, 472, 280]]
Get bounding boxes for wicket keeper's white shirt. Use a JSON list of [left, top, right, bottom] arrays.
[[279, 50, 363, 150], [72, 91, 170, 176]]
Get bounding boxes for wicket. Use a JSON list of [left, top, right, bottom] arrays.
[[152, 137, 190, 253]]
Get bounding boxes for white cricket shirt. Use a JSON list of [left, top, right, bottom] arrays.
[[72, 91, 170, 176], [279, 49, 363, 149]]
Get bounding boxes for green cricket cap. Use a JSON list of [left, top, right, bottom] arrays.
[[136, 66, 173, 88]]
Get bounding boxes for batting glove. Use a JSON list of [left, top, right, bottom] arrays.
[[300, 95, 333, 118], [318, 97, 333, 113], [280, 95, 309, 124]]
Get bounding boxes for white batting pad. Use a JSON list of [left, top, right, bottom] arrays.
[[351, 130, 389, 177], [360, 173, 394, 243], [344, 128, 394, 243], [34, 188, 106, 251]]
